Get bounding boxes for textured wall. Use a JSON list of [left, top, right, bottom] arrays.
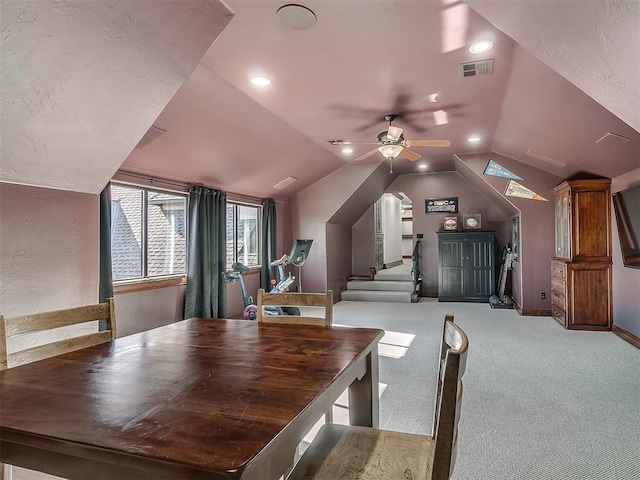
[[0, 183, 98, 316], [1, 0, 232, 193]]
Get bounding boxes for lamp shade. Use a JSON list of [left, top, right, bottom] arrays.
[[378, 144, 403, 159]]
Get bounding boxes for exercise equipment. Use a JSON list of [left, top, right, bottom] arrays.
[[224, 240, 314, 320], [222, 262, 258, 320], [270, 239, 313, 293], [489, 245, 515, 309]]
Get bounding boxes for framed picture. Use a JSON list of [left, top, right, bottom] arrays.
[[443, 216, 458, 230], [425, 197, 458, 214], [463, 214, 481, 230], [512, 216, 520, 261]]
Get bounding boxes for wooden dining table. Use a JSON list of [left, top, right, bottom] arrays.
[[0, 318, 384, 480]]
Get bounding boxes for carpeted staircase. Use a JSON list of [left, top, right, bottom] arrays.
[[342, 261, 420, 303]]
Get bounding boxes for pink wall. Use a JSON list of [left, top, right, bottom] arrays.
[[326, 223, 353, 300], [388, 172, 512, 297], [352, 205, 375, 275], [291, 160, 392, 294], [611, 168, 640, 337], [0, 183, 99, 316], [456, 153, 562, 312], [0, 182, 188, 336]]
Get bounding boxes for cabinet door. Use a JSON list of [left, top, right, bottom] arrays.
[[573, 190, 611, 260], [467, 237, 495, 298], [555, 190, 571, 259], [438, 239, 464, 297]]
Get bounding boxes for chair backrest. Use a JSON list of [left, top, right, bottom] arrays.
[[431, 316, 469, 480], [256, 289, 333, 326], [0, 298, 117, 370]]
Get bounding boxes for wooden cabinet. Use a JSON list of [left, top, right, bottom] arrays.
[[551, 179, 612, 330], [437, 231, 495, 302]]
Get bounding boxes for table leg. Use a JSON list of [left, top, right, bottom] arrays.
[[347, 345, 379, 428]]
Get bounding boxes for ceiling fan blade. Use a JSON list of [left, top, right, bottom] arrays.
[[387, 125, 404, 142], [354, 148, 380, 162], [406, 139, 451, 147], [400, 148, 421, 161]]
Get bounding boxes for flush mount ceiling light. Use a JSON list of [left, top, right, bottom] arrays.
[[277, 4, 317, 30], [468, 136, 481, 143], [250, 76, 271, 87], [469, 40, 494, 54], [377, 144, 404, 160]]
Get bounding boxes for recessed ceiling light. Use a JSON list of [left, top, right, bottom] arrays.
[[342, 147, 354, 154], [468, 136, 481, 143], [469, 40, 494, 54], [250, 76, 271, 87], [417, 164, 428, 170]]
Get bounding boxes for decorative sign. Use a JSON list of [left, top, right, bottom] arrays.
[[504, 180, 548, 202], [426, 197, 458, 214], [483, 159, 523, 180]]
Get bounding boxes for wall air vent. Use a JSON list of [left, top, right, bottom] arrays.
[[461, 59, 494, 77], [326, 139, 350, 145]]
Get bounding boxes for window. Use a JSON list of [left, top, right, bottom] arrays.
[[226, 203, 261, 270], [110, 183, 187, 281]]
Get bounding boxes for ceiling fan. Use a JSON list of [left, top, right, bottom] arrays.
[[353, 115, 450, 168]]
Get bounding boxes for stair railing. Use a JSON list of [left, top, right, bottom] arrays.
[[411, 239, 421, 294]]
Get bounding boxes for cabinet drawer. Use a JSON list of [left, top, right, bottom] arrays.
[[551, 260, 566, 279], [552, 307, 566, 327], [551, 277, 566, 296], [551, 290, 566, 310]]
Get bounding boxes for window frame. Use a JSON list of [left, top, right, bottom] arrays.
[[226, 201, 262, 272], [110, 181, 189, 290]]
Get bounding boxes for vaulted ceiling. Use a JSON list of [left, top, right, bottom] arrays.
[[2, 1, 639, 200]]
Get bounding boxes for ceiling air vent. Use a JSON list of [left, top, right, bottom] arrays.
[[326, 139, 350, 145], [273, 176, 298, 190], [461, 59, 494, 77]]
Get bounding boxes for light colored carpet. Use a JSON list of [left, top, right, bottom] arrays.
[[333, 299, 640, 480]]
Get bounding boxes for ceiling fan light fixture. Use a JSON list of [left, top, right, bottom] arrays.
[[469, 40, 494, 54], [378, 144, 404, 159]]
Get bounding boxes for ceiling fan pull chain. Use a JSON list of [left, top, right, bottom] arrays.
[[389, 158, 393, 174]]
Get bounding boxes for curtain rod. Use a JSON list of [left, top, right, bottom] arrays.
[[115, 170, 265, 204]]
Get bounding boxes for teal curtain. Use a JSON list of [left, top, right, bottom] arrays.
[[260, 199, 277, 291], [184, 186, 227, 318], [99, 184, 113, 331]]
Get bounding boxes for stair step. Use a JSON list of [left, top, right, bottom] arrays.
[[341, 290, 412, 303], [374, 273, 415, 282], [348, 280, 415, 292]]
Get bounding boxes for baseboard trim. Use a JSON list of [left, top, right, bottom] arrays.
[[383, 260, 404, 269], [521, 309, 552, 317], [613, 325, 640, 350], [512, 300, 551, 317]]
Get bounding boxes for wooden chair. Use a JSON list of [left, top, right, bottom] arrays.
[[0, 298, 117, 370], [287, 316, 469, 480], [0, 299, 117, 479], [256, 289, 333, 326]]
